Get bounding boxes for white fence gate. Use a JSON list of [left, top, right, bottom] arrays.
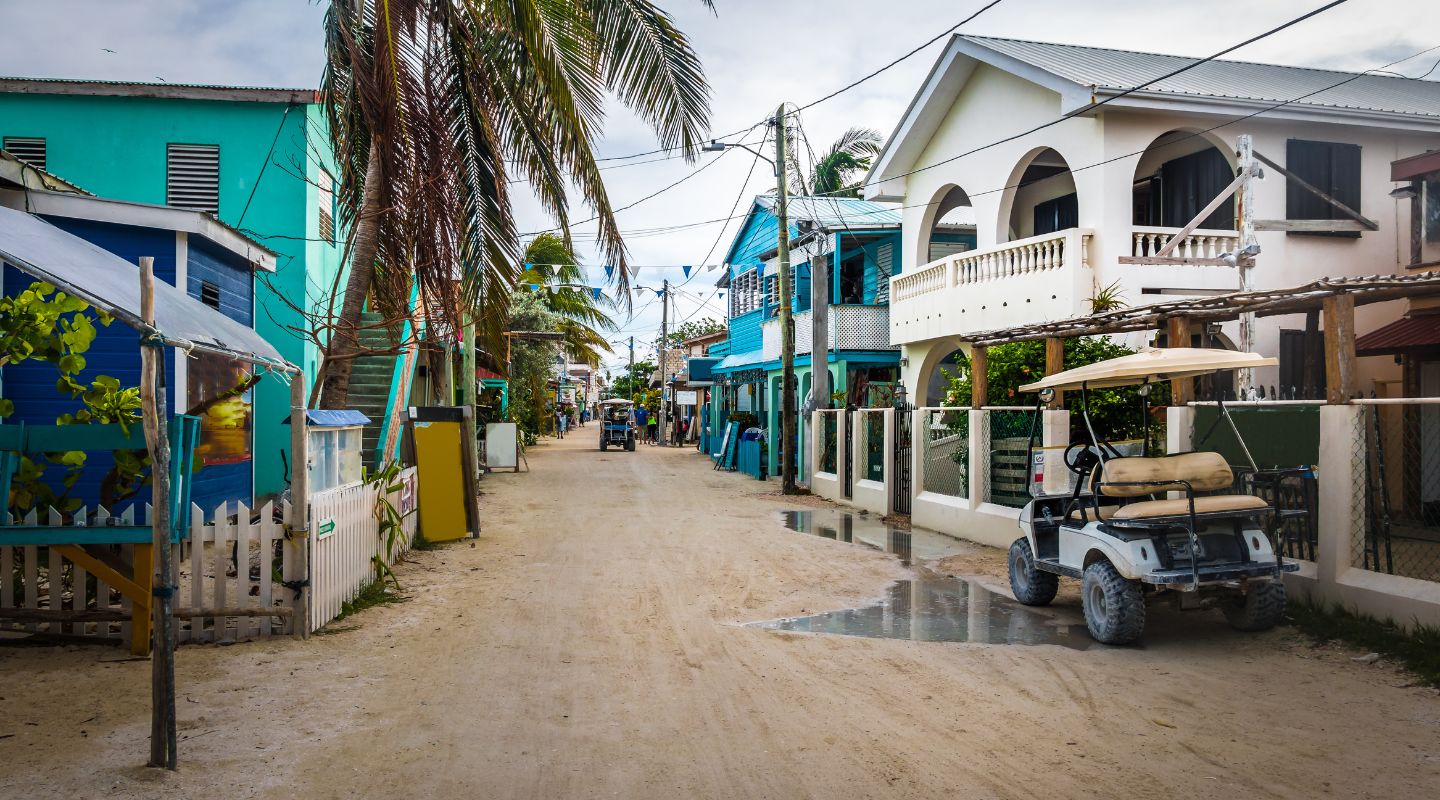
[[308, 466, 418, 632]]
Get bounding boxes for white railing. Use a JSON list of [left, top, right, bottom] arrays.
[[1131, 226, 1238, 260], [761, 305, 893, 359], [891, 228, 1093, 302], [309, 465, 418, 632]]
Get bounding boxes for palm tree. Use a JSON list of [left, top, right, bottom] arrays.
[[318, 0, 712, 408], [518, 233, 615, 367], [794, 127, 884, 197]]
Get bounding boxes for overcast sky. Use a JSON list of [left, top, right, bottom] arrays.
[[2, 0, 1437, 375]]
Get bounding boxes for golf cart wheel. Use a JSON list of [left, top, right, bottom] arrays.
[[1081, 560, 1146, 645], [1008, 538, 1058, 606], [1223, 580, 1286, 632], [625, 436, 636, 452], [600, 439, 607, 451]]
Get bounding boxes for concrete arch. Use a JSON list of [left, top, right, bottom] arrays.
[[912, 183, 975, 268], [995, 145, 1081, 243], [1131, 128, 1238, 228], [905, 337, 968, 408]]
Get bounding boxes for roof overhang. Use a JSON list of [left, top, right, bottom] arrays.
[[0, 77, 317, 105], [1393, 150, 1440, 182], [0, 188, 276, 271]]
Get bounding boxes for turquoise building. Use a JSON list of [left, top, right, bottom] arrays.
[[0, 78, 348, 498], [706, 196, 976, 481]]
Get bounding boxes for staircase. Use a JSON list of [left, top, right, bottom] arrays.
[[350, 311, 401, 471]]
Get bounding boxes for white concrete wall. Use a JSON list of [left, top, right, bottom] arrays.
[[849, 409, 893, 516]]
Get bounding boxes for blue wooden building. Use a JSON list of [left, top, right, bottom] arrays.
[[705, 196, 975, 481], [1, 156, 274, 514]]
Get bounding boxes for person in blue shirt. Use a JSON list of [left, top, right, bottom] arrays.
[[634, 405, 648, 434]]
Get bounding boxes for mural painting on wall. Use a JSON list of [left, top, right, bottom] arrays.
[[187, 354, 253, 466]]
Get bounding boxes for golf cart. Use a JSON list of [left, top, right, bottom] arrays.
[[599, 398, 637, 452], [1007, 348, 1299, 645]]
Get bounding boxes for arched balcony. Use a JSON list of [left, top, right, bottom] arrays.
[[1129, 130, 1239, 260]]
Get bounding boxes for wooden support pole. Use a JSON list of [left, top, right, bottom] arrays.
[[286, 372, 310, 639], [139, 256, 177, 769], [1323, 293, 1357, 404], [1166, 316, 1194, 404], [970, 346, 988, 409], [1044, 337, 1065, 408]]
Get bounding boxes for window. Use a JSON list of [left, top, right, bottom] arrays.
[[1413, 175, 1440, 265], [838, 250, 865, 305], [764, 275, 779, 317], [166, 143, 220, 213], [1159, 148, 1234, 229], [1285, 139, 1361, 238], [199, 280, 221, 310], [317, 169, 336, 243], [1032, 192, 1078, 236], [874, 242, 894, 305], [1279, 328, 1325, 397], [3, 136, 46, 170]]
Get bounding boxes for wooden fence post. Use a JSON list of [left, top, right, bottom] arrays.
[[971, 345, 988, 409], [287, 374, 311, 638], [1323, 293, 1357, 404], [1167, 316, 1194, 404], [1044, 337, 1065, 408]]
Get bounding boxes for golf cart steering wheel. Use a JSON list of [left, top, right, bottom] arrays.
[[1063, 441, 1100, 478]]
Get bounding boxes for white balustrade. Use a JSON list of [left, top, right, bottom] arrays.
[[1131, 226, 1239, 261], [889, 228, 1092, 304]]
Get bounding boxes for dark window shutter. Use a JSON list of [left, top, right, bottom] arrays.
[[1160, 148, 1234, 229], [1032, 192, 1078, 236], [1286, 139, 1361, 238]]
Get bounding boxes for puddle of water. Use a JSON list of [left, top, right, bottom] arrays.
[[763, 509, 1091, 648], [751, 570, 1093, 649], [773, 509, 976, 566]]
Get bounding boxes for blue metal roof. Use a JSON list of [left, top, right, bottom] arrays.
[[754, 195, 903, 229], [285, 409, 372, 427]]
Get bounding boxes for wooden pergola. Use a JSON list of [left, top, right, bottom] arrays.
[[957, 272, 1440, 407]]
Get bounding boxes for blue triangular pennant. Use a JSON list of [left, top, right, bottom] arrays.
[[591, 287, 603, 301], [528, 283, 540, 291], [682, 265, 692, 278], [655, 288, 664, 298], [604, 264, 615, 280]]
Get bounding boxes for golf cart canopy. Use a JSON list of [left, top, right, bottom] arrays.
[[600, 398, 633, 406], [1019, 348, 1278, 392]]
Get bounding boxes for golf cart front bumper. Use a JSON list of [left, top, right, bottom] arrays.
[[1144, 560, 1299, 587]]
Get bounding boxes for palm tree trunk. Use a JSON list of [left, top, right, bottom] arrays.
[[319, 139, 384, 409]]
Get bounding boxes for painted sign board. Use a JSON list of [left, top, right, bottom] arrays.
[[675, 390, 698, 406], [485, 422, 519, 471]]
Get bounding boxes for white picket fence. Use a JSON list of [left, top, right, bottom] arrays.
[[1, 465, 419, 643], [308, 466, 418, 632]]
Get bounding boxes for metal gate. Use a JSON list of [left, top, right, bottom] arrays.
[[842, 410, 853, 499], [893, 410, 912, 514]]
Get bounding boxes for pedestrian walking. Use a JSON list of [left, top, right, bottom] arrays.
[[557, 409, 568, 438], [634, 404, 648, 442], [646, 411, 658, 444]]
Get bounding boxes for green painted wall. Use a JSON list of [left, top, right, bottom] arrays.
[[0, 92, 347, 497]]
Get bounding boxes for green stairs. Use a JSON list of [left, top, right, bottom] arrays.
[[351, 311, 401, 471]]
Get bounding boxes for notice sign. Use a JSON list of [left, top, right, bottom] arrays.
[[317, 519, 336, 540], [675, 390, 698, 406]]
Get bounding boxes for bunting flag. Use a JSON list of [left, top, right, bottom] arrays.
[[591, 287, 603, 301], [523, 262, 534, 271], [528, 283, 540, 291], [682, 265, 692, 279], [655, 288, 665, 298], [604, 264, 615, 280]]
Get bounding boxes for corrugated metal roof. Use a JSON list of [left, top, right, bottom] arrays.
[[0, 76, 318, 104], [754, 195, 902, 229], [961, 35, 1440, 119], [1356, 315, 1440, 355]]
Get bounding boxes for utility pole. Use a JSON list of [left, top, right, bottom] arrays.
[[659, 279, 669, 446], [628, 336, 634, 398], [774, 104, 797, 494], [1236, 134, 1258, 398]]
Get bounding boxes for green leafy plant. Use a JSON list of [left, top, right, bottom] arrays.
[[364, 461, 414, 588], [1088, 279, 1127, 313]]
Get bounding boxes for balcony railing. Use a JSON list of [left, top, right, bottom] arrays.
[[892, 228, 1092, 303], [761, 305, 896, 361], [1131, 226, 1238, 260]]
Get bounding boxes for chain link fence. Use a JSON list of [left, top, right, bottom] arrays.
[[920, 409, 969, 499], [984, 409, 1033, 508], [862, 410, 886, 483], [1351, 403, 1440, 583], [818, 411, 838, 474]]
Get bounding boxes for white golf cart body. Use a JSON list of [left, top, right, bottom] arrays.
[[1009, 348, 1298, 644]]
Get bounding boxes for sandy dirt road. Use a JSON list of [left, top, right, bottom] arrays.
[[2, 433, 1437, 799]]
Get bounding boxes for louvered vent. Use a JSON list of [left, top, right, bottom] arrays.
[[200, 281, 221, 310], [875, 242, 894, 304], [3, 137, 46, 171], [166, 143, 220, 213], [317, 170, 335, 243]]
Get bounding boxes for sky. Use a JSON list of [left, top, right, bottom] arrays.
[[1, 0, 1437, 377]]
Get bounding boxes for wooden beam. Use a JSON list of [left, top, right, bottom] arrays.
[[1166, 316, 1194, 405], [174, 607, 293, 618], [0, 608, 131, 624], [1254, 219, 1370, 232], [1253, 150, 1379, 231], [1117, 256, 1233, 267], [1044, 338, 1065, 408], [1323, 293, 1357, 404], [970, 346, 988, 409], [51, 544, 149, 607]]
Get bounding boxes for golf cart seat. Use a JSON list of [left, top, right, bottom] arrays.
[[1094, 452, 1269, 521]]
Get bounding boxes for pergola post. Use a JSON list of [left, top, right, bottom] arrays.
[[1044, 337, 1065, 408], [970, 345, 988, 409], [1323, 293, 1357, 404], [1166, 316, 1194, 404]]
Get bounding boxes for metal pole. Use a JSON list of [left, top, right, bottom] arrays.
[[628, 336, 634, 399], [139, 256, 177, 769], [1236, 134, 1257, 396], [659, 280, 669, 445], [775, 104, 797, 494]]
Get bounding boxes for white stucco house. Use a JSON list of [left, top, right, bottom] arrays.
[[864, 35, 1440, 404]]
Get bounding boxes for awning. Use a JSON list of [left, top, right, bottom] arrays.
[[284, 409, 372, 427], [0, 205, 286, 369], [1356, 314, 1440, 355]]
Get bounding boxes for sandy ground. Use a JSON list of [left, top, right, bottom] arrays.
[[2, 432, 1438, 799]]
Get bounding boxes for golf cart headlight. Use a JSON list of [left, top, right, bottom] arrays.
[[1039, 387, 1056, 404]]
